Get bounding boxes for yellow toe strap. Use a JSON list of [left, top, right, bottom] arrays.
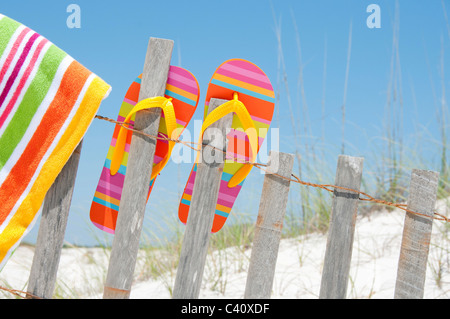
[[110, 96, 177, 181], [199, 93, 258, 188]]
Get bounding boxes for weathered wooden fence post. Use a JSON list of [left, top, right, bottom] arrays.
[[26, 142, 83, 299], [103, 37, 173, 299], [394, 169, 439, 299], [244, 151, 294, 299], [319, 155, 364, 299], [172, 98, 233, 299]]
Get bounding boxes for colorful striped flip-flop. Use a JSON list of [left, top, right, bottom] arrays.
[[90, 66, 199, 234], [178, 59, 275, 233]]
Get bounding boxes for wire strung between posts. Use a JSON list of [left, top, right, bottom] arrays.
[[0, 115, 447, 299], [0, 286, 41, 299], [94, 114, 449, 223]]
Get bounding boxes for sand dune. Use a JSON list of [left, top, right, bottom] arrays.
[[1, 201, 449, 299]]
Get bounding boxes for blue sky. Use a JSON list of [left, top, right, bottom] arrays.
[[2, 1, 448, 246]]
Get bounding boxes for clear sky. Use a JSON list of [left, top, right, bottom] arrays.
[[1, 0, 448, 246]]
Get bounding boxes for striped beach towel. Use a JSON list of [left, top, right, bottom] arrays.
[[0, 14, 111, 269]]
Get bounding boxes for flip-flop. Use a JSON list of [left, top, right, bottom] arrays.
[[90, 66, 200, 234], [178, 59, 275, 233]]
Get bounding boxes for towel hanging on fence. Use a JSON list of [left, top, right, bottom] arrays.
[[0, 14, 111, 269]]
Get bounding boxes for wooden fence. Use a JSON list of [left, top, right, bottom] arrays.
[[23, 37, 441, 299]]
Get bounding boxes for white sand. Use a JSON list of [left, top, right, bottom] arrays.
[[1, 201, 449, 299]]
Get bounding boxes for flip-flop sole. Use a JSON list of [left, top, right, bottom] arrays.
[[90, 66, 199, 234], [178, 59, 275, 233]]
